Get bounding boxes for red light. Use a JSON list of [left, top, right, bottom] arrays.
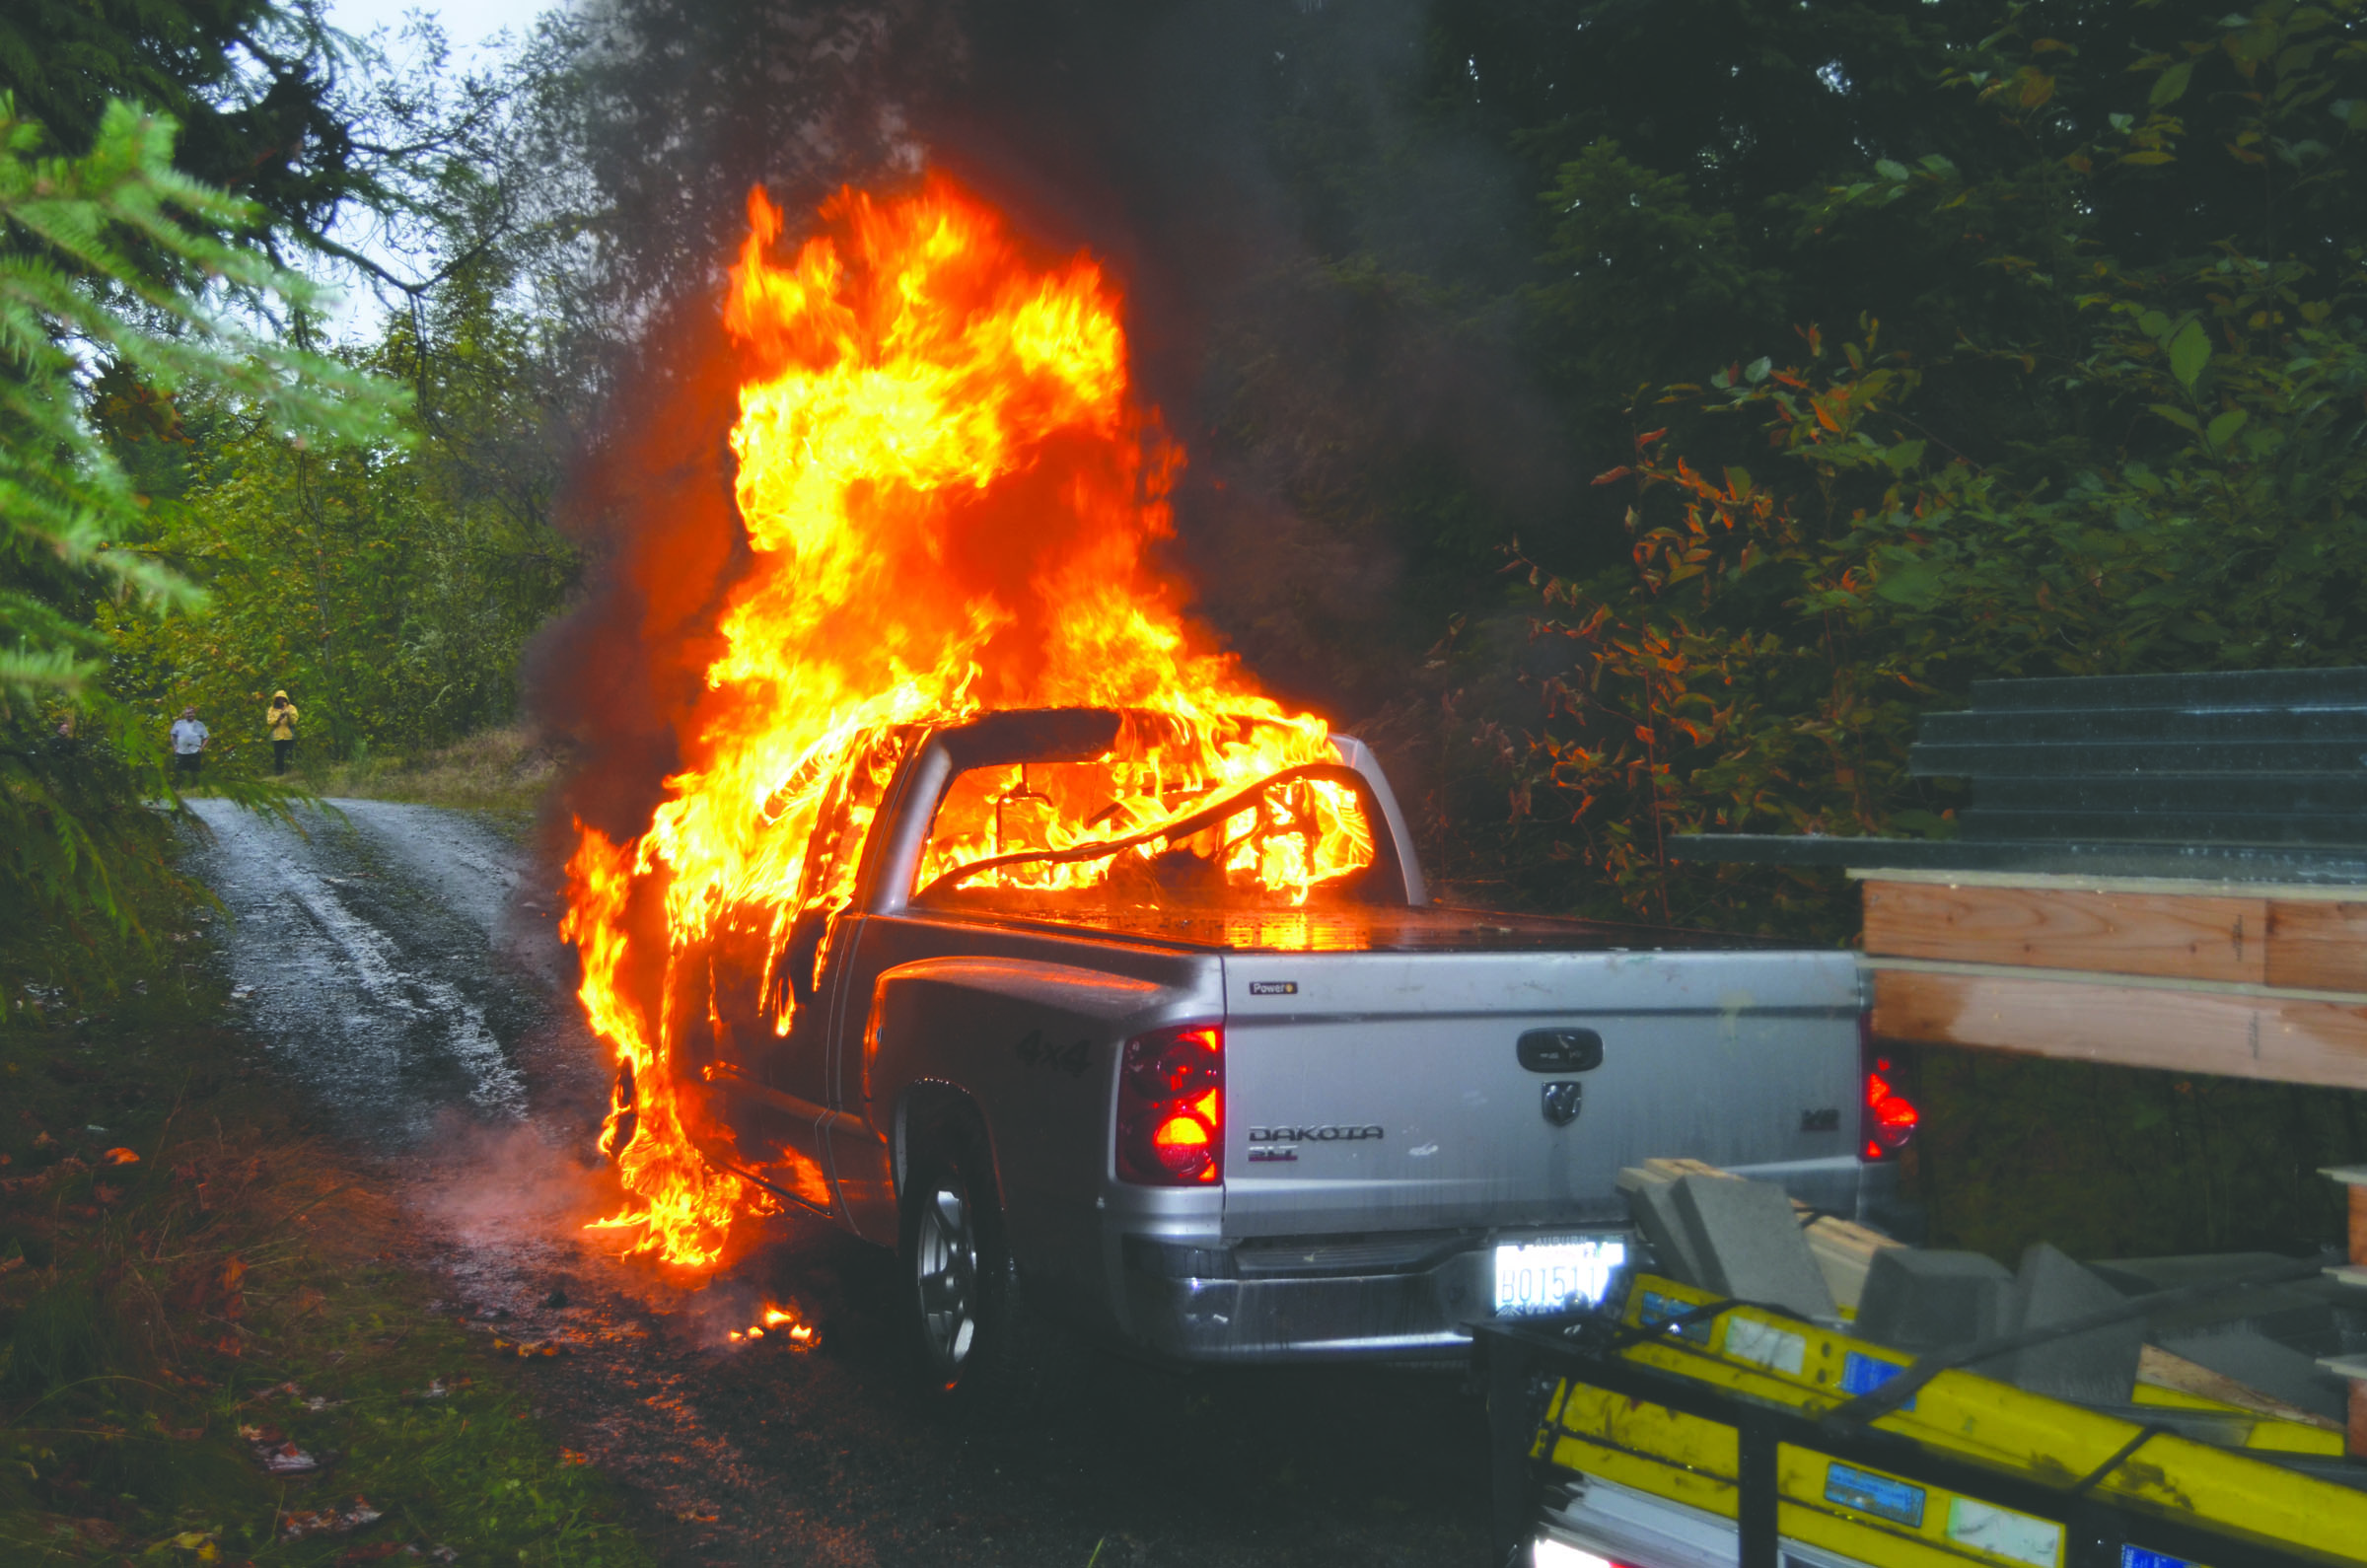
[[1150, 1111, 1215, 1178], [1862, 1056, 1919, 1160], [1117, 1024, 1223, 1185], [1872, 1083, 1918, 1131]]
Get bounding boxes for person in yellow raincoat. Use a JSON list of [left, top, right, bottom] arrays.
[[266, 690, 300, 774]]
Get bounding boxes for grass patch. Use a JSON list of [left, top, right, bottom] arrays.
[[0, 927, 652, 1566], [289, 726, 563, 815]]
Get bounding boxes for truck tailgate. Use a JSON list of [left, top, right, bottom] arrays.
[[1219, 948, 1862, 1238]]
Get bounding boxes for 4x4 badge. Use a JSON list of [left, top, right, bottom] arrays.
[[1541, 1081, 1583, 1126]]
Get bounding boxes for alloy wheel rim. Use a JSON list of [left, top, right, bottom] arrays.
[[914, 1178, 978, 1371]]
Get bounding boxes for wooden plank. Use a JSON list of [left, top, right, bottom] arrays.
[[2268, 900, 2367, 992], [1863, 879, 2267, 984], [1871, 966, 2367, 1090], [2137, 1346, 2342, 1431], [1849, 867, 2367, 902]]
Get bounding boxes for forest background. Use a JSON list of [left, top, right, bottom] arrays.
[[18, 0, 2367, 956], [3, 13, 2359, 1560], [8, 0, 2367, 1257]]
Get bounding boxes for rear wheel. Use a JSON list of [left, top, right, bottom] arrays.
[[898, 1114, 1024, 1405]]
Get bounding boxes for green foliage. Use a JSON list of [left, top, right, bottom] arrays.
[[0, 0, 371, 246], [1457, 0, 2367, 933], [105, 267, 578, 766], [1528, 141, 1785, 406], [0, 97, 391, 695], [0, 93, 399, 986]]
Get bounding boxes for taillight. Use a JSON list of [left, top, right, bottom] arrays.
[[1116, 1024, 1223, 1185], [1862, 1019, 1918, 1160]]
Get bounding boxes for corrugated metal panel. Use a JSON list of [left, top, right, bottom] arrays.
[[1675, 668, 2367, 876]]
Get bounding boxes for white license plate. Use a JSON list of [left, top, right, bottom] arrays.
[[1492, 1236, 1628, 1317]]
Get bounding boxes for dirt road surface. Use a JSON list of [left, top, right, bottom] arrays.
[[184, 799, 1495, 1567]]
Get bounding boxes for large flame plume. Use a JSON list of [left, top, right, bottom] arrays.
[[560, 175, 1366, 1268]]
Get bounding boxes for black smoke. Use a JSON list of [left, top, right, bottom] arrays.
[[528, 0, 1574, 844]]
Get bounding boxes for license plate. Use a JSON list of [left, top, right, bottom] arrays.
[[1492, 1235, 1628, 1317]]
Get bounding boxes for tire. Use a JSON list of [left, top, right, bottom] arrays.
[[897, 1112, 1027, 1406]]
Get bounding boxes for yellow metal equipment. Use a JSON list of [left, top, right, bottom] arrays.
[[1477, 1273, 2367, 1568]]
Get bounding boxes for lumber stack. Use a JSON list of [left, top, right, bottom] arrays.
[[2321, 1166, 2367, 1457], [1860, 871, 2367, 1090], [1674, 667, 2367, 1088]]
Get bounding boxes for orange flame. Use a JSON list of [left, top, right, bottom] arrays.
[[561, 173, 1368, 1269], [728, 1303, 819, 1349]]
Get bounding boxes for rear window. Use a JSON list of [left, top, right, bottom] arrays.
[[910, 753, 1379, 914]]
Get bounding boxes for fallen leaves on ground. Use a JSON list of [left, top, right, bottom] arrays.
[[238, 1425, 322, 1476], [0, 1153, 86, 1194], [489, 1336, 563, 1359], [280, 1496, 383, 1539]]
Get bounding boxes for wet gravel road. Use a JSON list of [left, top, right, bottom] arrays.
[[186, 799, 1494, 1567]]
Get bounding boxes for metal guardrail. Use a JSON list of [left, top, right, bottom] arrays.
[[1674, 668, 2367, 883]]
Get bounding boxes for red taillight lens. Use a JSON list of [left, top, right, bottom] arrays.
[[1862, 1049, 1919, 1161], [1117, 1024, 1222, 1185]]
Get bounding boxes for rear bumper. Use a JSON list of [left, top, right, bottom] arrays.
[[1109, 1156, 1915, 1363], [1116, 1231, 1600, 1364]]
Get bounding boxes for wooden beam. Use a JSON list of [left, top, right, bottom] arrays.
[[2137, 1346, 2342, 1432], [1862, 879, 2266, 984], [1849, 867, 2367, 901], [1870, 964, 2367, 1090], [2267, 901, 2367, 992]]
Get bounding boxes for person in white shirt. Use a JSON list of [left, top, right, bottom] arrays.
[[170, 706, 210, 783]]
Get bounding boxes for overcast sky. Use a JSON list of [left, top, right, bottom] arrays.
[[325, 0, 554, 54], [316, 1, 560, 334]]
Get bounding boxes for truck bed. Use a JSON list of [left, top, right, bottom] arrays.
[[916, 891, 1796, 954]]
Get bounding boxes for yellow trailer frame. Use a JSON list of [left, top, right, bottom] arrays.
[[1477, 1273, 2367, 1568]]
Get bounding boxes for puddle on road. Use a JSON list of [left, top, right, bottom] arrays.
[[182, 799, 577, 1145]]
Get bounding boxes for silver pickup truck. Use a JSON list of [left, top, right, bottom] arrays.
[[653, 707, 1888, 1399]]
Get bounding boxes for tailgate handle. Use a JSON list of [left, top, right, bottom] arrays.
[[1517, 1028, 1603, 1073]]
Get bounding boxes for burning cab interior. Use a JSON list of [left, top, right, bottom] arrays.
[[915, 758, 1385, 914], [904, 705, 1400, 918]]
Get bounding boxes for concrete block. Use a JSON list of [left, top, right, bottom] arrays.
[[2092, 1251, 2310, 1293], [1854, 1248, 2012, 1354], [2095, 1253, 2343, 1349], [1627, 1176, 1711, 1290], [1669, 1174, 1835, 1320], [1997, 1243, 2144, 1404]]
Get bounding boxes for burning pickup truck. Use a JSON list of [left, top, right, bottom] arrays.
[[613, 703, 1884, 1398], [555, 178, 1897, 1402]]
